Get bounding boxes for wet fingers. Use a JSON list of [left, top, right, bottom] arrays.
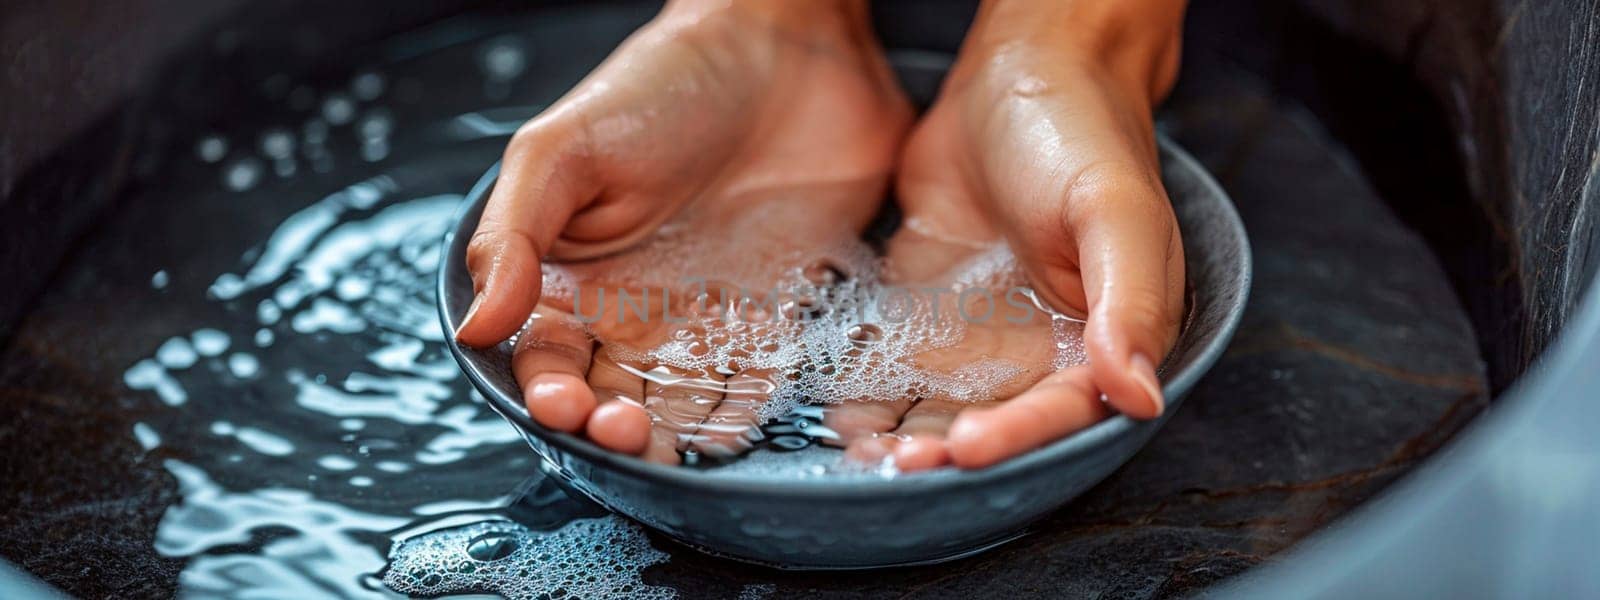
[[512, 310, 596, 433], [946, 365, 1111, 469]]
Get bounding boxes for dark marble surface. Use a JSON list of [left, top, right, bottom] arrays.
[[0, 3, 1491, 598]]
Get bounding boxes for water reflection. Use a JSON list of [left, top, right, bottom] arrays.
[[116, 29, 679, 594], [123, 171, 674, 596], [157, 459, 409, 597]]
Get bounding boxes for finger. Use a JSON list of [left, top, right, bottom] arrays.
[[878, 399, 986, 472], [512, 310, 596, 432], [892, 436, 950, 472], [1066, 174, 1183, 419], [946, 365, 1112, 469], [690, 371, 772, 458], [824, 148, 990, 448], [892, 398, 969, 438], [456, 121, 597, 348], [641, 367, 726, 465], [821, 397, 914, 448], [843, 434, 900, 466], [584, 352, 651, 455]]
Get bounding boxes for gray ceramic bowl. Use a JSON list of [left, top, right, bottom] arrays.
[[437, 131, 1250, 569]]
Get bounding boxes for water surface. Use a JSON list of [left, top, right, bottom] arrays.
[[111, 12, 726, 597]]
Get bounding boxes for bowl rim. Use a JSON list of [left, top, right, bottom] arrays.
[[437, 136, 1251, 499]]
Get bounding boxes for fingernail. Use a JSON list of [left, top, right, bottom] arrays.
[[456, 293, 485, 340], [1130, 353, 1164, 417]]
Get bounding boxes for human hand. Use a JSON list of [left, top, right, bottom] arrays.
[[825, 0, 1188, 469], [454, 0, 912, 463]]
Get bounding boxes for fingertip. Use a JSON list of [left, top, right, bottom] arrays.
[[892, 436, 950, 472], [1088, 349, 1164, 420], [587, 401, 652, 455], [945, 410, 1005, 469], [843, 435, 899, 466], [1083, 313, 1165, 420], [1128, 352, 1165, 418], [525, 373, 598, 433], [456, 233, 542, 348], [454, 293, 488, 344]]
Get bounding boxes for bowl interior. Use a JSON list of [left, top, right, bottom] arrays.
[[436, 133, 1250, 495]]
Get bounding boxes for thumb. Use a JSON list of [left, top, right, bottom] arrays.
[[455, 122, 596, 348], [1071, 177, 1184, 420], [1011, 167, 1190, 419]]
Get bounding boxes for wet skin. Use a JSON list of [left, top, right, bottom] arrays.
[[825, 0, 1189, 470], [456, 0, 1189, 469], [517, 189, 885, 464], [453, 0, 912, 464]]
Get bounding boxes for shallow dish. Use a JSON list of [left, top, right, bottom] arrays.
[[437, 128, 1250, 569]]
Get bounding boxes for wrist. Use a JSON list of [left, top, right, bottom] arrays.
[[661, 0, 872, 39], [959, 0, 1185, 104]]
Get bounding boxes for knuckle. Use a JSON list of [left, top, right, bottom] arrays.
[[505, 121, 546, 154], [1041, 367, 1096, 395], [468, 227, 539, 260], [505, 119, 561, 159], [1091, 288, 1179, 355], [465, 229, 506, 260], [1118, 286, 1172, 326], [519, 336, 589, 364], [1059, 162, 1168, 229], [463, 232, 499, 273], [505, 113, 590, 164], [465, 229, 529, 275]]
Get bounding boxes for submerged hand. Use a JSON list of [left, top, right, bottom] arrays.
[[827, 0, 1189, 469]]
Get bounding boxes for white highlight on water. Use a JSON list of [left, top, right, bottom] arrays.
[[125, 186, 548, 596], [156, 459, 409, 599], [227, 352, 261, 378], [192, 328, 231, 357], [124, 360, 187, 406], [156, 336, 199, 369], [133, 422, 161, 451]]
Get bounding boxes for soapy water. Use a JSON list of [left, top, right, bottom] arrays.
[[532, 200, 1088, 459], [384, 519, 671, 599]]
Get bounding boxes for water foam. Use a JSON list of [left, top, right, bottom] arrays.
[[384, 518, 672, 599], [537, 206, 1089, 435]]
